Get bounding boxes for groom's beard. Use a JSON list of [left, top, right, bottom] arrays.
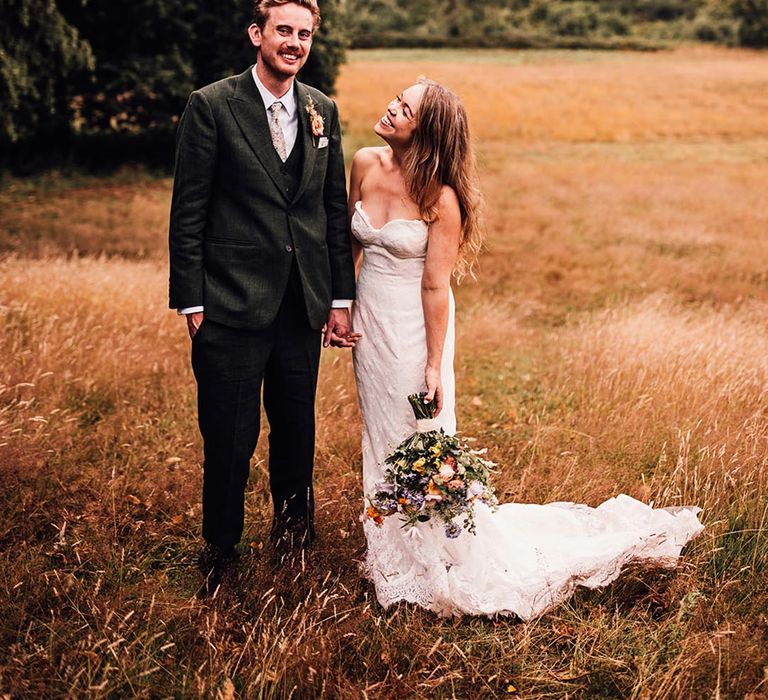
[[259, 45, 307, 82]]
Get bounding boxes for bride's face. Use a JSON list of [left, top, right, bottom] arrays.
[[373, 84, 425, 147]]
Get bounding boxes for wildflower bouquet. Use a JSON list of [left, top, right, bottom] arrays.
[[366, 393, 498, 538]]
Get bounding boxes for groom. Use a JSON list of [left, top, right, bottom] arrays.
[[168, 0, 356, 580]]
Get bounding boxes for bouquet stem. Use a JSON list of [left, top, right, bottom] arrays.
[[408, 392, 438, 420]]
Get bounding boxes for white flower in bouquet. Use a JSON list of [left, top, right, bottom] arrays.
[[437, 463, 456, 483], [468, 480, 486, 499]]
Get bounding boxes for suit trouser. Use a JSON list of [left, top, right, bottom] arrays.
[[191, 267, 320, 548]]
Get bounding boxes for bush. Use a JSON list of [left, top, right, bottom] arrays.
[[630, 0, 697, 21], [733, 0, 768, 47], [300, 0, 347, 96], [692, 15, 737, 43], [602, 14, 631, 36], [546, 2, 601, 36]]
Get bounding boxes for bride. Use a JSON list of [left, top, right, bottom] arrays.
[[347, 78, 703, 619]]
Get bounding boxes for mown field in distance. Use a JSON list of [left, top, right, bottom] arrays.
[[1, 47, 768, 698]]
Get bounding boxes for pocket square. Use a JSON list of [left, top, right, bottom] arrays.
[[318, 137, 329, 149]]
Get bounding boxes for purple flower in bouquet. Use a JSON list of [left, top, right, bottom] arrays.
[[399, 488, 425, 511], [445, 522, 462, 539], [371, 482, 398, 516]]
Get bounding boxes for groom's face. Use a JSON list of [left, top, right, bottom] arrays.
[[248, 4, 314, 81]]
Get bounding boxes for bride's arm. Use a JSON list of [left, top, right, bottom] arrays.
[[347, 150, 367, 270], [422, 187, 462, 416]]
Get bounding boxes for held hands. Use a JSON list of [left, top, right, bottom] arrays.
[[184, 310, 361, 347], [186, 311, 205, 339], [323, 308, 362, 349], [424, 365, 443, 417]]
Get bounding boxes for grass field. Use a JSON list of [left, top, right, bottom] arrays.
[[2, 47, 768, 698]]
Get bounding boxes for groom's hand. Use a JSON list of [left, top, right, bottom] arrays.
[[186, 311, 204, 340], [323, 308, 361, 348]]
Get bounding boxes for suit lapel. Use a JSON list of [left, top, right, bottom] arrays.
[[292, 82, 318, 205], [227, 67, 287, 201]]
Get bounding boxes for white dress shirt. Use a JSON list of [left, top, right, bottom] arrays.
[[179, 64, 351, 315]]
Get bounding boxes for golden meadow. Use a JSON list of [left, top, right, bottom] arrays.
[[1, 47, 767, 698]]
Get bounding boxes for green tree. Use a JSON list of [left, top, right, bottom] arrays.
[[301, 0, 347, 95], [60, 0, 345, 140], [187, 0, 346, 95], [733, 0, 768, 46], [0, 0, 93, 145], [192, 0, 251, 87], [59, 0, 197, 138], [4, 0, 346, 163]]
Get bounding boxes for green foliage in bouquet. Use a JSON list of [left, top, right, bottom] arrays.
[[365, 393, 498, 538]]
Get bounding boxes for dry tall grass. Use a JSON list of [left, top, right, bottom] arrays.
[[1, 47, 767, 698], [340, 47, 768, 144]]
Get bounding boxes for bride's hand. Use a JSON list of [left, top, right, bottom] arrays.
[[424, 365, 443, 417]]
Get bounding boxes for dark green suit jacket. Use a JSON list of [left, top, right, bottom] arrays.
[[168, 67, 356, 330]]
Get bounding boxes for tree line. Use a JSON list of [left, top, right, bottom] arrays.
[[1, 0, 766, 170], [0, 0, 344, 169], [345, 0, 768, 49]]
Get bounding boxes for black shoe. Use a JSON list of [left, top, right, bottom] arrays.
[[196, 566, 223, 599], [196, 543, 239, 598], [270, 520, 316, 552], [197, 542, 239, 575]]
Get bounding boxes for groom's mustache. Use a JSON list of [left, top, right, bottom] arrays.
[[279, 43, 302, 55]]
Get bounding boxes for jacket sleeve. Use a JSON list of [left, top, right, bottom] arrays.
[[168, 90, 217, 309], [323, 99, 357, 301]]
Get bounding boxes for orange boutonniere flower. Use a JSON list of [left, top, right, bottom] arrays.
[[305, 95, 324, 137]]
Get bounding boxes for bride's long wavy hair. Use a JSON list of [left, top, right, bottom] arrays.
[[403, 78, 484, 281]]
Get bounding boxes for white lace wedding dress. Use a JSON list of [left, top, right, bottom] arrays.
[[350, 200, 704, 619]]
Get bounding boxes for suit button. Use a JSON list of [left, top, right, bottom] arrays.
[[285, 244, 293, 253]]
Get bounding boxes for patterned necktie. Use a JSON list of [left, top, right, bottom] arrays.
[[268, 101, 287, 162]]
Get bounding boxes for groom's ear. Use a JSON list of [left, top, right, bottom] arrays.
[[247, 23, 262, 50]]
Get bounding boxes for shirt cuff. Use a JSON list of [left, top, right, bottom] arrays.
[[177, 306, 204, 315], [331, 299, 353, 309]]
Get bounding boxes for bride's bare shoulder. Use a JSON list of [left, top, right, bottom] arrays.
[[352, 146, 390, 170]]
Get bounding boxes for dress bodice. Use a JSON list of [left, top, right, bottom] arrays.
[[351, 201, 429, 278]]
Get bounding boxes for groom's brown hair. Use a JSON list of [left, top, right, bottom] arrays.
[[252, 0, 321, 30]]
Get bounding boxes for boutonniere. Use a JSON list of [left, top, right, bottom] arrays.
[[305, 95, 325, 137]]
